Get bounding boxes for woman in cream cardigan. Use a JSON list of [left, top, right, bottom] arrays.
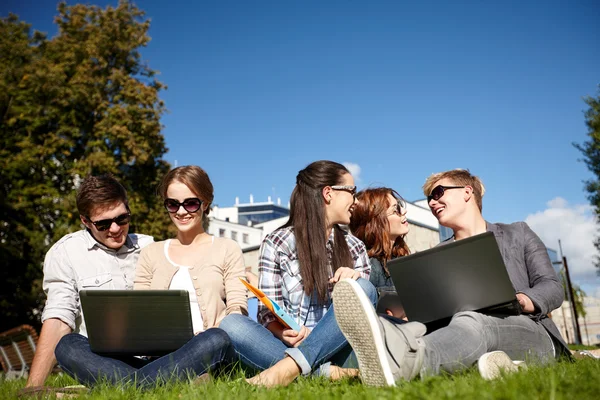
[[134, 165, 247, 380]]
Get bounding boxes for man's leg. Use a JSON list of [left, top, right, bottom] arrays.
[[333, 279, 426, 386], [135, 328, 234, 387], [55, 333, 142, 387], [422, 311, 555, 376], [286, 278, 378, 376], [218, 314, 289, 371]]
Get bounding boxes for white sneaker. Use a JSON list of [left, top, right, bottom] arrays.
[[332, 278, 426, 387], [478, 351, 526, 380]]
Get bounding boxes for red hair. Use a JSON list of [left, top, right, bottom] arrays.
[[349, 187, 410, 276]]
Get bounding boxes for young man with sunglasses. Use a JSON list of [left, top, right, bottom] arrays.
[[333, 169, 569, 386], [25, 175, 153, 390]]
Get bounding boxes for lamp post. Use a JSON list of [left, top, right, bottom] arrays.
[[558, 240, 582, 345]]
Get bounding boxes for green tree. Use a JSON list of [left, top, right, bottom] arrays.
[[574, 86, 600, 274], [0, 1, 175, 332]]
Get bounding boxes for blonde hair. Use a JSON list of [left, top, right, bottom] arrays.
[[422, 169, 485, 211]]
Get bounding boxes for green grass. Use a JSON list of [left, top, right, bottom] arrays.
[[568, 344, 599, 351], [2, 359, 599, 400]]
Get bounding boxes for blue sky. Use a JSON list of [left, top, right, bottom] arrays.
[[4, 1, 600, 294]]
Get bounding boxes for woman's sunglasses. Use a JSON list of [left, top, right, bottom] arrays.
[[427, 185, 465, 203], [330, 185, 358, 199], [164, 197, 202, 213], [387, 199, 407, 216], [86, 212, 131, 231]]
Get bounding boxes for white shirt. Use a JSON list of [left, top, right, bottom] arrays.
[[41, 230, 154, 337], [164, 240, 205, 333]]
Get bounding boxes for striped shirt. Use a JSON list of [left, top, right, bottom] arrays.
[[257, 226, 370, 329]]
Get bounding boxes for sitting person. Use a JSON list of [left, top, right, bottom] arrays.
[[333, 169, 569, 386], [55, 166, 243, 388], [349, 187, 410, 318], [25, 175, 153, 390], [219, 160, 377, 387]]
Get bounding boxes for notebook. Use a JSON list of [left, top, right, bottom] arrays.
[[387, 232, 521, 324], [80, 290, 193, 356], [239, 278, 302, 331]]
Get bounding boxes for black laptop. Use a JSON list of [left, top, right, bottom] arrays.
[[80, 290, 193, 356], [386, 232, 521, 325]]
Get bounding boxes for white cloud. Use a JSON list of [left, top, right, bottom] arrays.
[[525, 197, 600, 297], [343, 162, 362, 185]]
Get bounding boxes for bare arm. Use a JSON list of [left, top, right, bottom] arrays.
[[25, 318, 72, 387]]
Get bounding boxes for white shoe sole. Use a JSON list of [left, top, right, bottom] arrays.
[[333, 279, 395, 387], [478, 351, 525, 380]]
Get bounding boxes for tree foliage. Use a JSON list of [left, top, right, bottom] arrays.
[[574, 86, 600, 274], [0, 1, 175, 332]]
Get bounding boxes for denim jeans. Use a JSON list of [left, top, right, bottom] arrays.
[[421, 311, 556, 375], [219, 278, 377, 376], [55, 328, 234, 388]]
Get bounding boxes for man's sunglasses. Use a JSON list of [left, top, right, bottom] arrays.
[[427, 185, 465, 203], [330, 185, 358, 198], [86, 212, 131, 231], [164, 197, 202, 213]]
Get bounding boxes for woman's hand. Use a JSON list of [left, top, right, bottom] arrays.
[[329, 267, 360, 284], [280, 326, 310, 347]]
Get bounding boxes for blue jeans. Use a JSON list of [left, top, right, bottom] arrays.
[[219, 278, 377, 376], [55, 328, 234, 388]]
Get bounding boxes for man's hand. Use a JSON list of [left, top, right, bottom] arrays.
[[516, 293, 536, 313], [329, 267, 360, 284], [280, 326, 310, 348]]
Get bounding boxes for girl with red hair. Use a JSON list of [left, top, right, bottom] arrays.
[[349, 187, 410, 317]]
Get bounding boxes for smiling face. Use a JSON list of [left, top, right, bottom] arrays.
[[386, 193, 409, 241], [81, 202, 130, 250], [427, 178, 469, 227], [166, 180, 205, 234], [325, 173, 357, 226]]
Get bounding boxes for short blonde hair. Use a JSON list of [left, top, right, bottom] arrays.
[[422, 169, 486, 211]]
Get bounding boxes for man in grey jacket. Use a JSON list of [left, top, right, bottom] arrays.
[[333, 169, 569, 386]]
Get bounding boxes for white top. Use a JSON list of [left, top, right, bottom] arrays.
[[164, 240, 205, 334]]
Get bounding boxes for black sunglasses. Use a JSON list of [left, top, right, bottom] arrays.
[[86, 212, 131, 231], [164, 197, 202, 213], [427, 185, 465, 203], [330, 185, 358, 199]]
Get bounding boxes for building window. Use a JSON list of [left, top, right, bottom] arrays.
[[231, 231, 238, 241], [242, 233, 249, 244], [219, 228, 226, 237]]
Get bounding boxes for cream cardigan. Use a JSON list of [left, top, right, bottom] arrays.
[[134, 237, 248, 330]]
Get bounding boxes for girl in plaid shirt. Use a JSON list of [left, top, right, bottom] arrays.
[[220, 160, 378, 386]]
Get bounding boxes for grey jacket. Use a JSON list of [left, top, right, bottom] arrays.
[[484, 221, 569, 354]]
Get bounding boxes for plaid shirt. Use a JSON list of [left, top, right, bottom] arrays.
[[257, 226, 370, 329]]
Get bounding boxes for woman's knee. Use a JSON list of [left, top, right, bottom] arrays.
[[203, 327, 232, 349], [356, 278, 378, 304], [219, 313, 251, 340]]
